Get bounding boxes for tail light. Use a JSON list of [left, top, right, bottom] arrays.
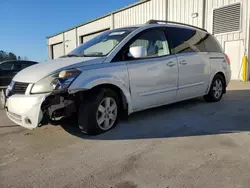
[[224, 53, 231, 65]]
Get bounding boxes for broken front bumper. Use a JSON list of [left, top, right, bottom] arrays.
[[2, 90, 49, 129]]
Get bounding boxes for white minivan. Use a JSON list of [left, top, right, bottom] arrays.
[[1, 20, 231, 135]]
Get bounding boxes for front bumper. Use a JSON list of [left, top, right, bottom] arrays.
[[4, 93, 49, 129]]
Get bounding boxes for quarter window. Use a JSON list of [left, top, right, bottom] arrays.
[[199, 31, 223, 53]]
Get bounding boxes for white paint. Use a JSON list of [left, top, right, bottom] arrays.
[[47, 0, 249, 80], [64, 29, 77, 54], [82, 31, 107, 44], [13, 57, 105, 83], [225, 40, 244, 80], [77, 16, 111, 44], [126, 55, 178, 110], [205, 0, 248, 55], [6, 93, 48, 129], [48, 34, 63, 45], [114, 0, 167, 28], [177, 53, 210, 99], [168, 0, 203, 27], [6, 24, 231, 130], [52, 43, 64, 59]]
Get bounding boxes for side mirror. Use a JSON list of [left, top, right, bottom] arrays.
[[129, 46, 147, 58]]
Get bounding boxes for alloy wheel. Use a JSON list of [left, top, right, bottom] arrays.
[[212, 79, 223, 99], [96, 97, 118, 131]]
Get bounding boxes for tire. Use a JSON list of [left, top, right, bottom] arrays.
[[204, 74, 225, 102], [78, 88, 120, 135]]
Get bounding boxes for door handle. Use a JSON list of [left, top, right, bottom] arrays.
[[179, 60, 187, 65], [166, 62, 175, 67]]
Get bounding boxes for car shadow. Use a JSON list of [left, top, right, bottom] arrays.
[[56, 89, 250, 140]]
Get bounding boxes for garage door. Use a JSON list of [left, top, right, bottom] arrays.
[[225, 40, 244, 80], [52, 43, 64, 59]]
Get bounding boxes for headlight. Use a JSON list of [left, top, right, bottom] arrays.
[[31, 69, 81, 94]]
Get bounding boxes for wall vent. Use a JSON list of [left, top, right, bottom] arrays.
[[213, 3, 241, 34]]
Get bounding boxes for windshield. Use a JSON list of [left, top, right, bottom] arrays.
[[67, 28, 137, 57]]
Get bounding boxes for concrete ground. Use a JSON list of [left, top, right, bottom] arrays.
[[1, 81, 250, 188]]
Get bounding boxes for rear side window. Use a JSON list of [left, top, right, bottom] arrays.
[[199, 31, 223, 53], [166, 27, 207, 53]]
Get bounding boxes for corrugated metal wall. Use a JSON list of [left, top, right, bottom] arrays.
[[81, 30, 108, 44], [48, 34, 63, 45], [77, 16, 111, 45], [47, 0, 250, 79], [167, 0, 204, 27], [114, 0, 167, 28], [205, 0, 248, 50], [205, 0, 249, 79], [64, 29, 77, 54]]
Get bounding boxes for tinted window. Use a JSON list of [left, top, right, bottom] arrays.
[[0, 62, 14, 71], [19, 62, 35, 69], [199, 32, 223, 53], [13, 63, 22, 71], [167, 27, 207, 53], [128, 29, 170, 58]]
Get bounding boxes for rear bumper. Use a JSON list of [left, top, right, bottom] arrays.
[[5, 94, 49, 129], [225, 69, 231, 86]]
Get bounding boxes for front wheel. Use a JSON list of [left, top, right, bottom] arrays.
[[204, 74, 225, 102], [78, 88, 120, 135]]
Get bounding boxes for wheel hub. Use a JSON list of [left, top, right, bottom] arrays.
[[213, 79, 223, 99], [96, 97, 117, 131]]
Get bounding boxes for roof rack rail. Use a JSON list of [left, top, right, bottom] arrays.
[[146, 20, 208, 32]]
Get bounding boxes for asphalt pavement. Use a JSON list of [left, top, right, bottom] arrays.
[[1, 81, 250, 188]]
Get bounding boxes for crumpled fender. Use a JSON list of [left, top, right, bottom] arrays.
[[68, 74, 133, 114]]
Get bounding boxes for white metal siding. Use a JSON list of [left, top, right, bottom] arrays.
[[52, 43, 64, 59], [77, 16, 111, 45], [64, 29, 77, 54], [205, 0, 248, 49], [206, 0, 249, 80], [47, 0, 250, 80], [82, 30, 108, 44], [48, 34, 63, 45], [114, 0, 167, 28], [167, 0, 204, 27]]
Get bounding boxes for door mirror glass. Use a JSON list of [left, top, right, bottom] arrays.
[[129, 46, 147, 58]]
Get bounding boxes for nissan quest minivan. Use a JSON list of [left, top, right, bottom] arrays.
[[1, 20, 231, 135]]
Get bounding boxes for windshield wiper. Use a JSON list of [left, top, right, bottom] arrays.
[[60, 54, 82, 58]]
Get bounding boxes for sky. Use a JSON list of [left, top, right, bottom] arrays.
[[0, 0, 138, 62]]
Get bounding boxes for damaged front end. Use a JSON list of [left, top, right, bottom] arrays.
[[3, 68, 83, 129], [3, 90, 49, 129], [3, 88, 79, 129], [41, 90, 78, 125]]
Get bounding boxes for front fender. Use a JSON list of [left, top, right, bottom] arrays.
[[68, 74, 133, 114]]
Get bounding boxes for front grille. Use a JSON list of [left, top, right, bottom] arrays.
[[12, 82, 29, 94]]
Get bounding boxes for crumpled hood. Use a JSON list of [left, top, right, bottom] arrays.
[[13, 57, 105, 83]]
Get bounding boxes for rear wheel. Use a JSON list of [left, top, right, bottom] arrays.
[[204, 74, 225, 102], [78, 88, 120, 135]]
